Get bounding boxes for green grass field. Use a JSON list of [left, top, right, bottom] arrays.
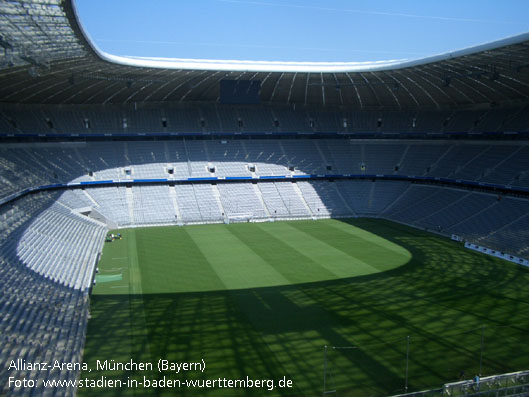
[[80, 218, 529, 396]]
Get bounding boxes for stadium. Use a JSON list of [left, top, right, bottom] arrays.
[[1, 1, 529, 396]]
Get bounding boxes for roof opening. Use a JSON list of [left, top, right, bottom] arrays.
[[74, 0, 529, 72]]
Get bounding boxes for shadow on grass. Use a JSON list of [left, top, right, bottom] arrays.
[[81, 218, 529, 397]]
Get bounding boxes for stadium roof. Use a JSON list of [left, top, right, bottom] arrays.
[[0, 0, 528, 109]]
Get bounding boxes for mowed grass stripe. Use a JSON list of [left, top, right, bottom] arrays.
[[136, 226, 226, 293], [228, 220, 401, 281], [327, 218, 412, 261], [289, 219, 411, 273], [225, 222, 339, 284], [126, 230, 153, 363], [272, 220, 391, 277], [185, 224, 291, 290], [127, 229, 142, 295]]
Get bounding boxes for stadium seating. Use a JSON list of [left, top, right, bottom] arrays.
[[380, 185, 529, 256], [173, 185, 203, 223], [296, 181, 350, 216], [337, 180, 411, 215], [257, 182, 291, 218], [4, 137, 529, 254], [217, 183, 267, 220], [2, 139, 529, 203], [64, 179, 528, 259], [81, 187, 131, 226], [132, 185, 176, 225], [0, 192, 104, 391], [192, 184, 224, 222], [273, 182, 312, 217], [1, 138, 529, 254]]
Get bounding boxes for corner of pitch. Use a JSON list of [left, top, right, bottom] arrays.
[[158, 359, 206, 373]]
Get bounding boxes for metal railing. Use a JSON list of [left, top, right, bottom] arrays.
[[390, 370, 529, 397]]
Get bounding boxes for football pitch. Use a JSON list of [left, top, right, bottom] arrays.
[[81, 218, 529, 396]]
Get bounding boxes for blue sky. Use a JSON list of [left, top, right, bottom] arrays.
[[75, 0, 529, 63]]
